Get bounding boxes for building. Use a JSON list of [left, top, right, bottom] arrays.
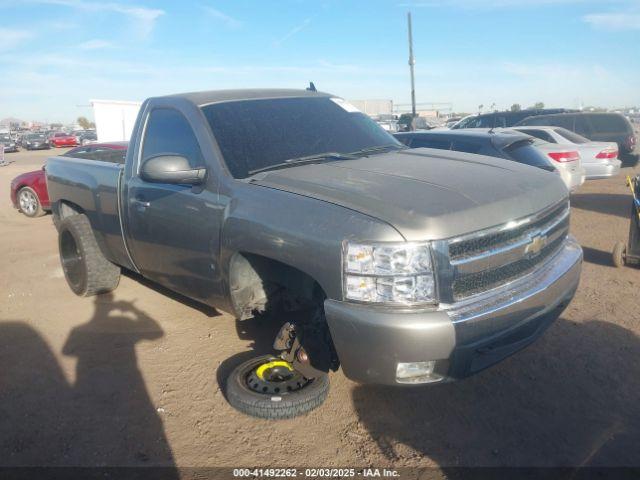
[[348, 99, 394, 117]]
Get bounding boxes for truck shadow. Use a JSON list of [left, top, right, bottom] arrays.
[[581, 246, 615, 267], [0, 293, 178, 475], [123, 269, 220, 318], [351, 318, 640, 470], [571, 193, 630, 219], [619, 152, 638, 168]]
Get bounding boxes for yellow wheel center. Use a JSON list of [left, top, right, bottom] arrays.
[[255, 360, 293, 380]]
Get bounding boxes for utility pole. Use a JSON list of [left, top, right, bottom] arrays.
[[407, 12, 416, 119]]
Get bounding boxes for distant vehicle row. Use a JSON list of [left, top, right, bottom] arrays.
[[451, 111, 636, 154], [2, 130, 98, 152]]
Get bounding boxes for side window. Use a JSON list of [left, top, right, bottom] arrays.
[[410, 137, 452, 150], [142, 108, 204, 168], [477, 116, 495, 128], [550, 116, 574, 130], [574, 116, 591, 136], [452, 140, 483, 154], [465, 117, 484, 128]]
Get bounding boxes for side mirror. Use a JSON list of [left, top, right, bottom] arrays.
[[140, 154, 206, 185]]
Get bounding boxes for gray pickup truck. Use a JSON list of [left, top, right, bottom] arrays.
[[46, 89, 582, 419]]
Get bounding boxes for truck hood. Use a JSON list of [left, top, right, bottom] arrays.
[[248, 148, 569, 241]]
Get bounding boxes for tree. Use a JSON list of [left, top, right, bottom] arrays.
[[529, 102, 545, 110], [77, 116, 92, 129], [510, 103, 521, 112]]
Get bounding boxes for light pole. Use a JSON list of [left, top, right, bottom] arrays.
[[407, 12, 416, 120]]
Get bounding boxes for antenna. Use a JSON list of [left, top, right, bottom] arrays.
[[307, 82, 317, 92]]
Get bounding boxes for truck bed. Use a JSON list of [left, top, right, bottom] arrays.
[[46, 155, 133, 270]]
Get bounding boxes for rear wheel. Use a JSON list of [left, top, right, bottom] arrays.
[[18, 187, 45, 218], [58, 214, 120, 296], [612, 241, 626, 268], [226, 355, 329, 419]]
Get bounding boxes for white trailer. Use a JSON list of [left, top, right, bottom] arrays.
[[90, 99, 142, 142]]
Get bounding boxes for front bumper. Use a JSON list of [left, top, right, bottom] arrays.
[[325, 236, 582, 385], [584, 159, 622, 180]]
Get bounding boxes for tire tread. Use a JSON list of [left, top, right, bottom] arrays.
[[59, 214, 120, 296]]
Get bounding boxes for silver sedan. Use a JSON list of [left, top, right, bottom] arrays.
[[510, 126, 621, 180]]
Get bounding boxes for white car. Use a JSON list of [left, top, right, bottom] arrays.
[[529, 139, 586, 192], [510, 126, 621, 180]]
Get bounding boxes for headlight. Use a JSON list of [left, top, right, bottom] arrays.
[[343, 241, 436, 305]]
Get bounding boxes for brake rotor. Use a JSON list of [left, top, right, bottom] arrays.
[[246, 359, 309, 395]]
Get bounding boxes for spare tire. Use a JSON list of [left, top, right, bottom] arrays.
[[58, 214, 121, 296], [225, 355, 329, 419]]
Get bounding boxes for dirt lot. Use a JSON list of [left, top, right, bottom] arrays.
[[1, 145, 639, 472]]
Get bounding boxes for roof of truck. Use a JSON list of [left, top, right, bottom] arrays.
[[162, 88, 332, 107]]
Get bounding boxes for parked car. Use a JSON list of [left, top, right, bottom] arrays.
[[10, 142, 128, 218], [510, 126, 621, 180], [451, 108, 574, 130], [10, 167, 50, 217], [0, 134, 19, 153], [49, 132, 79, 148], [46, 88, 582, 419], [395, 129, 557, 170], [529, 139, 586, 192], [23, 133, 51, 150], [516, 112, 637, 154], [397, 129, 585, 193], [77, 130, 98, 145]]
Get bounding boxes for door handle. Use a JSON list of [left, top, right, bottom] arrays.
[[131, 197, 151, 209]]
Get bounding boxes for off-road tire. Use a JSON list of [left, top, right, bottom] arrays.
[[58, 214, 120, 296], [226, 355, 330, 419], [612, 241, 626, 268]]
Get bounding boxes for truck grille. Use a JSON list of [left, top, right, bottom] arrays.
[[448, 201, 570, 301]]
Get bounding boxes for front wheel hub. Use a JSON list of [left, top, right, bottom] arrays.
[[246, 359, 309, 395]]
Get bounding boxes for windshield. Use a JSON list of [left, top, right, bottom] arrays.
[[28, 134, 46, 140], [554, 127, 589, 144], [450, 116, 476, 129], [201, 96, 400, 178]]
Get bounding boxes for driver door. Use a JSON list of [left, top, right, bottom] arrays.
[[125, 107, 222, 304]]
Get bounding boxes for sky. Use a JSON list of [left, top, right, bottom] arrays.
[[0, 0, 639, 122]]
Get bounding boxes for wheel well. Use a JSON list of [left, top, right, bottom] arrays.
[[228, 252, 339, 373], [229, 252, 324, 321], [54, 200, 84, 221]]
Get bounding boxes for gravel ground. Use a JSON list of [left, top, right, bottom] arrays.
[[1, 145, 639, 472]]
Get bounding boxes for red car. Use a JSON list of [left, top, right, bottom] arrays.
[[10, 142, 128, 218], [49, 132, 79, 148]]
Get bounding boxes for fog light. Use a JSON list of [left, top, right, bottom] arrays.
[[396, 361, 442, 384]]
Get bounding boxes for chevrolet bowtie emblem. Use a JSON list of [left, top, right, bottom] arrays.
[[525, 233, 547, 257]]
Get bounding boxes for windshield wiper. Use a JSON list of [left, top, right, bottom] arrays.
[[349, 144, 408, 157], [248, 152, 358, 175]]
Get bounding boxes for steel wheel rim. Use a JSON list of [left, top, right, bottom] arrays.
[[19, 190, 38, 215], [246, 359, 309, 395]]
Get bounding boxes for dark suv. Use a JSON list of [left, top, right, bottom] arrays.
[[517, 112, 637, 154], [451, 109, 573, 129]]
